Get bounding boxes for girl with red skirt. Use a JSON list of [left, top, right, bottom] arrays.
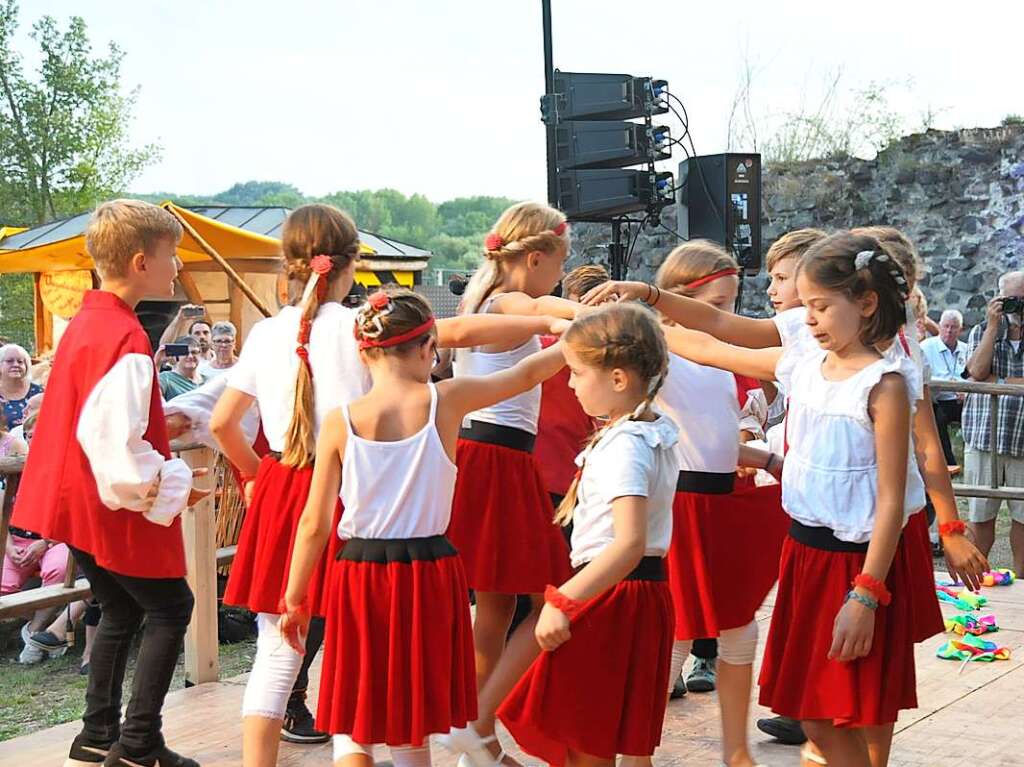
[[497, 302, 677, 767], [278, 288, 567, 767]]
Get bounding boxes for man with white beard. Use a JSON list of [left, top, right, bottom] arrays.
[[963, 270, 1024, 575]]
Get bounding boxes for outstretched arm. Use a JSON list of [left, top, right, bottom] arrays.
[[489, 291, 580, 321], [435, 313, 566, 350], [581, 281, 781, 348], [662, 325, 783, 381]]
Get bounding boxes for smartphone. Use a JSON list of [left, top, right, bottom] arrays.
[[182, 305, 206, 318], [164, 343, 191, 358]]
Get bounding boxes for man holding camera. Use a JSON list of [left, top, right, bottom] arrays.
[[963, 271, 1024, 575], [158, 336, 206, 401]]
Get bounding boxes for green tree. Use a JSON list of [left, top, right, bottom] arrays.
[[0, 0, 159, 225], [214, 180, 305, 207]]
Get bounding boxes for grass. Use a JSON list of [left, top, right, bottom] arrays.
[[0, 619, 256, 742]]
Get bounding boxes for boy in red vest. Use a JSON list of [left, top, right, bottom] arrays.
[[12, 200, 207, 767]]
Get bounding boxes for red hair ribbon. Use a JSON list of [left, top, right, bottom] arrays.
[[552, 221, 568, 236], [358, 317, 436, 350], [684, 268, 739, 290], [310, 255, 334, 276], [368, 291, 391, 310], [298, 319, 312, 346], [484, 233, 504, 251]]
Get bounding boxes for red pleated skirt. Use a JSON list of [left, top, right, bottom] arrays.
[[315, 536, 477, 746], [757, 530, 918, 727], [904, 509, 944, 642], [447, 439, 572, 594], [223, 455, 340, 617], [667, 483, 788, 639], [497, 571, 674, 766]]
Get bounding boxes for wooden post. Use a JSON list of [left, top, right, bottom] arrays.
[[228, 280, 243, 354], [180, 447, 220, 685], [177, 270, 204, 306], [166, 207, 273, 318]]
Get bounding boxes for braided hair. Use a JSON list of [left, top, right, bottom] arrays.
[[553, 303, 669, 526], [797, 231, 910, 348]]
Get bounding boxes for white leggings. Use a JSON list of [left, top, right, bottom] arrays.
[[666, 620, 759, 694], [241, 612, 305, 719], [333, 736, 431, 767]]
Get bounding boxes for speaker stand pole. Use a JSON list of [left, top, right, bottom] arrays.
[[609, 218, 626, 280], [542, 0, 557, 206]]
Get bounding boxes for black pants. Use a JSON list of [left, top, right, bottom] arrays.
[[693, 637, 717, 660], [71, 548, 194, 755], [933, 398, 963, 466], [292, 616, 325, 701]]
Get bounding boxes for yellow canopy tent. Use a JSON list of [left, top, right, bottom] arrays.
[[0, 202, 432, 351]]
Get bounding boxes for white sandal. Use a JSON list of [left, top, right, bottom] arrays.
[[437, 725, 507, 767], [801, 748, 828, 766]]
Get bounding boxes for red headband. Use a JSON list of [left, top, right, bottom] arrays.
[[358, 317, 436, 350], [683, 268, 739, 290]]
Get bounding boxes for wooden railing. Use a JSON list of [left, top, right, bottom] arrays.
[[0, 443, 234, 686]]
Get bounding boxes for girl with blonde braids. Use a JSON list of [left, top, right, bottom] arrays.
[[211, 204, 570, 767], [496, 302, 678, 767], [277, 288, 567, 767], [444, 201, 581, 767]]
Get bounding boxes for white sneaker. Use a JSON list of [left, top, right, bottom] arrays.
[[437, 725, 504, 767], [19, 624, 45, 665]]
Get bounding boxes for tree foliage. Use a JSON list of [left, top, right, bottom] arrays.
[[0, 0, 159, 225]]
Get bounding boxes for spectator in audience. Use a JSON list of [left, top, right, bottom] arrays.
[[189, 319, 214, 361], [157, 304, 214, 363], [0, 344, 44, 430], [910, 286, 940, 340], [963, 271, 1024, 575], [25, 598, 101, 673], [921, 309, 968, 469], [198, 321, 238, 379], [158, 336, 205, 400]]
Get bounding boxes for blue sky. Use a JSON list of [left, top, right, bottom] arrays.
[[11, 1, 1023, 202]]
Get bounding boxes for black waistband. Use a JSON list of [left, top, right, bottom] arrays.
[[459, 420, 536, 453], [789, 520, 869, 553], [336, 535, 458, 563], [267, 451, 282, 461], [676, 470, 735, 495], [575, 555, 666, 582], [7, 526, 41, 541]]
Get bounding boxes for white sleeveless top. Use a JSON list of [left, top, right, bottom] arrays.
[[453, 296, 542, 434], [228, 303, 370, 452], [657, 354, 741, 473], [338, 383, 458, 540], [777, 346, 926, 543]]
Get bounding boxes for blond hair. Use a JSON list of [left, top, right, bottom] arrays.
[[561, 264, 609, 300], [654, 239, 738, 293], [460, 201, 568, 315], [280, 204, 361, 469], [84, 200, 183, 279], [765, 228, 827, 272], [554, 303, 668, 526]]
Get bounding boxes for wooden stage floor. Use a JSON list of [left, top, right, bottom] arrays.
[[2, 574, 1022, 766]]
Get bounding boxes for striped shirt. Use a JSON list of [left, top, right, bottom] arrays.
[[962, 319, 1024, 456]]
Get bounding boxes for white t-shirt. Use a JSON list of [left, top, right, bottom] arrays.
[[569, 414, 678, 568], [198, 360, 235, 380], [657, 354, 740, 473], [776, 346, 926, 543], [227, 303, 371, 452]]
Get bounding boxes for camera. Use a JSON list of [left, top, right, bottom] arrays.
[[182, 305, 206, 318], [1000, 296, 1024, 315], [164, 343, 191, 358]]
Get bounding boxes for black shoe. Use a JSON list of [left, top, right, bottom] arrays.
[[685, 656, 716, 692], [64, 733, 114, 766], [281, 698, 330, 744], [669, 672, 688, 700], [756, 715, 807, 745], [102, 742, 200, 767]]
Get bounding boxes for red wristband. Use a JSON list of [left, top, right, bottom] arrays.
[[938, 520, 966, 537], [544, 584, 584, 619], [277, 597, 310, 621], [852, 573, 892, 606]]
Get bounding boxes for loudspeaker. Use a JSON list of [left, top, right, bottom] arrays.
[[679, 153, 762, 274]]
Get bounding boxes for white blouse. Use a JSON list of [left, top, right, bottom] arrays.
[[569, 414, 678, 568], [777, 346, 926, 543]]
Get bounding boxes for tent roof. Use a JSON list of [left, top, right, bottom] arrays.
[[0, 203, 431, 274]]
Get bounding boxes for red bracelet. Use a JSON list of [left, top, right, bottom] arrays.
[[277, 597, 310, 621], [938, 520, 966, 537], [544, 584, 584, 619], [852, 573, 892, 606]]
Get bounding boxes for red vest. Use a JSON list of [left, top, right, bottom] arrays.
[[12, 291, 186, 578]]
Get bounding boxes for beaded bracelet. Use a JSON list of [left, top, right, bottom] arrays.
[[544, 584, 584, 619], [845, 589, 878, 611], [938, 520, 966, 537], [852, 573, 892, 606]]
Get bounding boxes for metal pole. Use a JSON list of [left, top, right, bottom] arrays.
[[542, 0, 558, 206], [610, 219, 625, 280], [989, 393, 1000, 489]]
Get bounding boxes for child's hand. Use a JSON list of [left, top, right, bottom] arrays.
[[547, 318, 571, 337], [279, 603, 310, 655], [943, 534, 988, 592], [186, 468, 211, 507], [165, 413, 193, 441], [581, 280, 649, 306], [828, 597, 875, 662], [535, 602, 571, 651]]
